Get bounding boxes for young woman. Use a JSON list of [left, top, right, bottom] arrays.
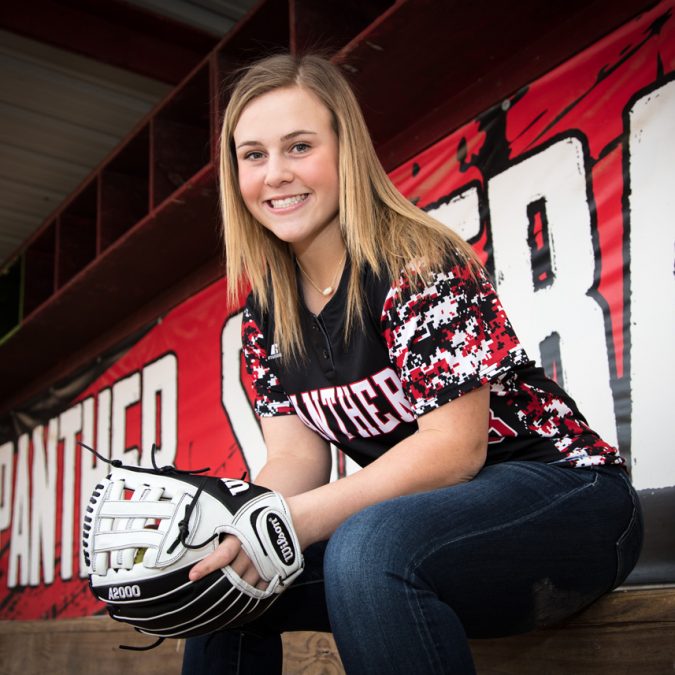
[[181, 54, 643, 674]]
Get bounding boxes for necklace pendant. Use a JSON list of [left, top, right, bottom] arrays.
[[322, 287, 333, 296]]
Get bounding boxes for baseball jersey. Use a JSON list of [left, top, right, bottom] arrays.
[[242, 258, 623, 470]]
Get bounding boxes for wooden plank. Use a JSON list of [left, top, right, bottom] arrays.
[[562, 586, 675, 626], [471, 623, 675, 675], [282, 631, 344, 675], [0, 616, 185, 675], [1, 587, 673, 674]]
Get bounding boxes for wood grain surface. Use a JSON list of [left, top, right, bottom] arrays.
[[1, 587, 672, 675]]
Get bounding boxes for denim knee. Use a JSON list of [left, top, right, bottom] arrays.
[[322, 501, 477, 674], [324, 500, 410, 596]]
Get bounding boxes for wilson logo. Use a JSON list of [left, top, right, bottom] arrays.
[[108, 584, 141, 600], [266, 515, 295, 565]]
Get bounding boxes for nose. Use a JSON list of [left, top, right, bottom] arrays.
[[264, 153, 293, 187]]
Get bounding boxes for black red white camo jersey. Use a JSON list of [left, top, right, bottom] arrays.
[[242, 259, 622, 470]]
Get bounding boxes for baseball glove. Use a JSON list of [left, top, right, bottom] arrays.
[[81, 445, 303, 644]]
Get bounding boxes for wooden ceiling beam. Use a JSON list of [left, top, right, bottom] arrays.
[[0, 0, 218, 84]]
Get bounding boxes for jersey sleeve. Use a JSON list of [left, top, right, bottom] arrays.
[[241, 304, 294, 418], [380, 264, 530, 417]]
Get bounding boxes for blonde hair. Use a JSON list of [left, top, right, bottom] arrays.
[[220, 54, 480, 360]]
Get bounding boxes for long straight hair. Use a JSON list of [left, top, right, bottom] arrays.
[[220, 54, 480, 360]]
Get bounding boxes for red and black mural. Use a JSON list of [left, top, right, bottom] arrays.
[[0, 3, 673, 619]]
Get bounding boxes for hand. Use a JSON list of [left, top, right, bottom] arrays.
[[189, 535, 269, 591]]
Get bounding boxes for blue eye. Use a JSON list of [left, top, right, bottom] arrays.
[[243, 150, 264, 160], [291, 142, 310, 153]]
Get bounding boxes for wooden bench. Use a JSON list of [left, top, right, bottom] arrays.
[[1, 586, 673, 674]]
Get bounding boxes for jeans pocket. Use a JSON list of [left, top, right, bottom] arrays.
[[612, 478, 644, 589]]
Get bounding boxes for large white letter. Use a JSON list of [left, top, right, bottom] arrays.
[[8, 434, 30, 587], [426, 184, 482, 242], [59, 405, 82, 580], [111, 372, 141, 465], [142, 354, 178, 468], [221, 312, 267, 480], [0, 441, 13, 531], [628, 80, 675, 489], [30, 421, 58, 585], [488, 136, 617, 447]]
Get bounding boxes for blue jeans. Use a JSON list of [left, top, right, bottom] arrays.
[[182, 461, 643, 674]]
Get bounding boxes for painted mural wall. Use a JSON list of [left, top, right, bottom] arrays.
[[0, 3, 673, 619]]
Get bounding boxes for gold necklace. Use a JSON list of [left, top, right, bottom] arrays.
[[296, 251, 347, 297]]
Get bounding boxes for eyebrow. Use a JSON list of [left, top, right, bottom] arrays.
[[235, 130, 317, 149]]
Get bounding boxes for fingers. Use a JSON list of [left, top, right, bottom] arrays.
[[188, 536, 268, 590], [230, 550, 267, 590], [189, 535, 241, 581]]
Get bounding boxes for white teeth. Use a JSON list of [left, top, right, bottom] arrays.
[[269, 194, 307, 209]]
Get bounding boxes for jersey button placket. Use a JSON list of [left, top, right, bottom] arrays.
[[311, 319, 323, 350], [314, 316, 335, 373]]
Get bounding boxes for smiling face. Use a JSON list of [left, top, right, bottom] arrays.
[[233, 86, 340, 253]]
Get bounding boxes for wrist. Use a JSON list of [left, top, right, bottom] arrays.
[[287, 493, 318, 551]]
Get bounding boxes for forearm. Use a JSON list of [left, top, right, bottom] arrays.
[[255, 452, 331, 498], [289, 427, 486, 549], [251, 414, 333, 497]]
